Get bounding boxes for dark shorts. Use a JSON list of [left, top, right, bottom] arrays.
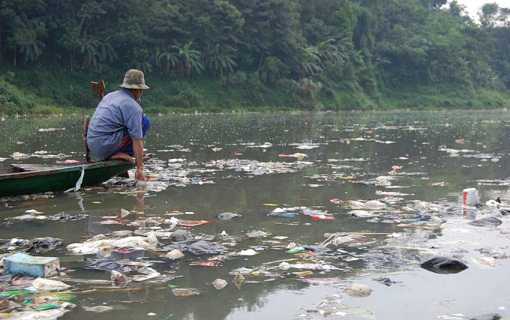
[[116, 115, 151, 157]]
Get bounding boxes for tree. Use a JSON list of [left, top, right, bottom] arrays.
[[1, 0, 47, 65], [259, 56, 289, 83], [448, 1, 466, 18], [480, 3, 500, 28], [205, 44, 238, 77], [157, 48, 179, 74], [9, 15, 46, 64], [300, 46, 323, 76], [173, 41, 204, 77], [1, 0, 510, 109], [432, 0, 447, 9], [76, 37, 116, 69]]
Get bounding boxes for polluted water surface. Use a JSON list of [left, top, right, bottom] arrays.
[[1, 111, 510, 319]]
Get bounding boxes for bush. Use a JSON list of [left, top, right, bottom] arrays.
[[165, 86, 204, 109], [0, 77, 36, 113]]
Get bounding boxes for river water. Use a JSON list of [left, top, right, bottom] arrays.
[[1, 111, 510, 320]]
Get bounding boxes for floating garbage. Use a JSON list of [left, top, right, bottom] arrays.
[[349, 210, 377, 218], [205, 158, 312, 177], [28, 237, 64, 254], [111, 270, 130, 287], [66, 232, 158, 255], [9, 214, 49, 222], [177, 219, 210, 228], [469, 217, 502, 227], [111, 247, 145, 260], [287, 247, 306, 254], [166, 249, 185, 260], [310, 215, 335, 222], [25, 209, 44, 215], [344, 283, 372, 297], [347, 200, 388, 210], [233, 273, 245, 289], [172, 288, 201, 297], [2, 307, 74, 319], [468, 313, 503, 320], [269, 207, 301, 218], [278, 153, 307, 160], [169, 230, 193, 242], [305, 295, 376, 318], [190, 260, 223, 268], [47, 213, 88, 222], [234, 249, 258, 257], [268, 207, 335, 221], [321, 233, 371, 248], [212, 279, 228, 290], [472, 256, 497, 268], [0, 277, 76, 318], [217, 212, 242, 221], [38, 127, 66, 132], [420, 257, 468, 274], [3, 253, 60, 278], [32, 278, 71, 292], [86, 258, 134, 273], [83, 305, 115, 313], [4, 113, 510, 319], [164, 240, 225, 256], [246, 230, 269, 239], [278, 262, 339, 272], [462, 188, 481, 207], [291, 143, 321, 150], [374, 277, 398, 287], [132, 267, 161, 282]]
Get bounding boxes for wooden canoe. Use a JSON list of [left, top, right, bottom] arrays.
[[0, 161, 134, 197]]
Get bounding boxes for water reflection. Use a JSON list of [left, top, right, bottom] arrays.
[[134, 186, 147, 214]]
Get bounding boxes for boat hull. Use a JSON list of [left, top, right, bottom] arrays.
[[0, 161, 133, 197]]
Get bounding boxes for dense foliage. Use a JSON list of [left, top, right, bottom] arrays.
[[1, 0, 510, 111]]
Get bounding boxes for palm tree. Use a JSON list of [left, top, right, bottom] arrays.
[[17, 34, 45, 64], [172, 41, 204, 77], [157, 48, 179, 74], [259, 56, 288, 83], [300, 39, 346, 77], [10, 16, 46, 65], [97, 41, 116, 65], [78, 37, 100, 67], [77, 36, 116, 69], [317, 39, 345, 66], [205, 44, 238, 77], [301, 46, 323, 76]]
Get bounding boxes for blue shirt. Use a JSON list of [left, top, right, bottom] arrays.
[[87, 89, 143, 161]]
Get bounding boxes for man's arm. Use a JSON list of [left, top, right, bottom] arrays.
[[133, 138, 146, 181]]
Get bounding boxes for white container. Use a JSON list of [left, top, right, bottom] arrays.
[[462, 188, 480, 207]]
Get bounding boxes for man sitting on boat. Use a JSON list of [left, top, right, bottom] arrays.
[[87, 69, 150, 181]]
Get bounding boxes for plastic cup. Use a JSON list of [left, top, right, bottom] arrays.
[[462, 188, 480, 207]]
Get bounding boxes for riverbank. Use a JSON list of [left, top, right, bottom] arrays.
[[2, 68, 510, 115]]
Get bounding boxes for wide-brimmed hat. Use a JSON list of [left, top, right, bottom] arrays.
[[120, 69, 150, 90]]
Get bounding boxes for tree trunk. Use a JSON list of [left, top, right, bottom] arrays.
[[13, 45, 16, 67]]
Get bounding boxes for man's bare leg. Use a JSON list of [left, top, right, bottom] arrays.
[[110, 152, 135, 163], [110, 152, 135, 178]]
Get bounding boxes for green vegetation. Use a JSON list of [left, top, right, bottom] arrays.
[[1, 0, 510, 114]]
